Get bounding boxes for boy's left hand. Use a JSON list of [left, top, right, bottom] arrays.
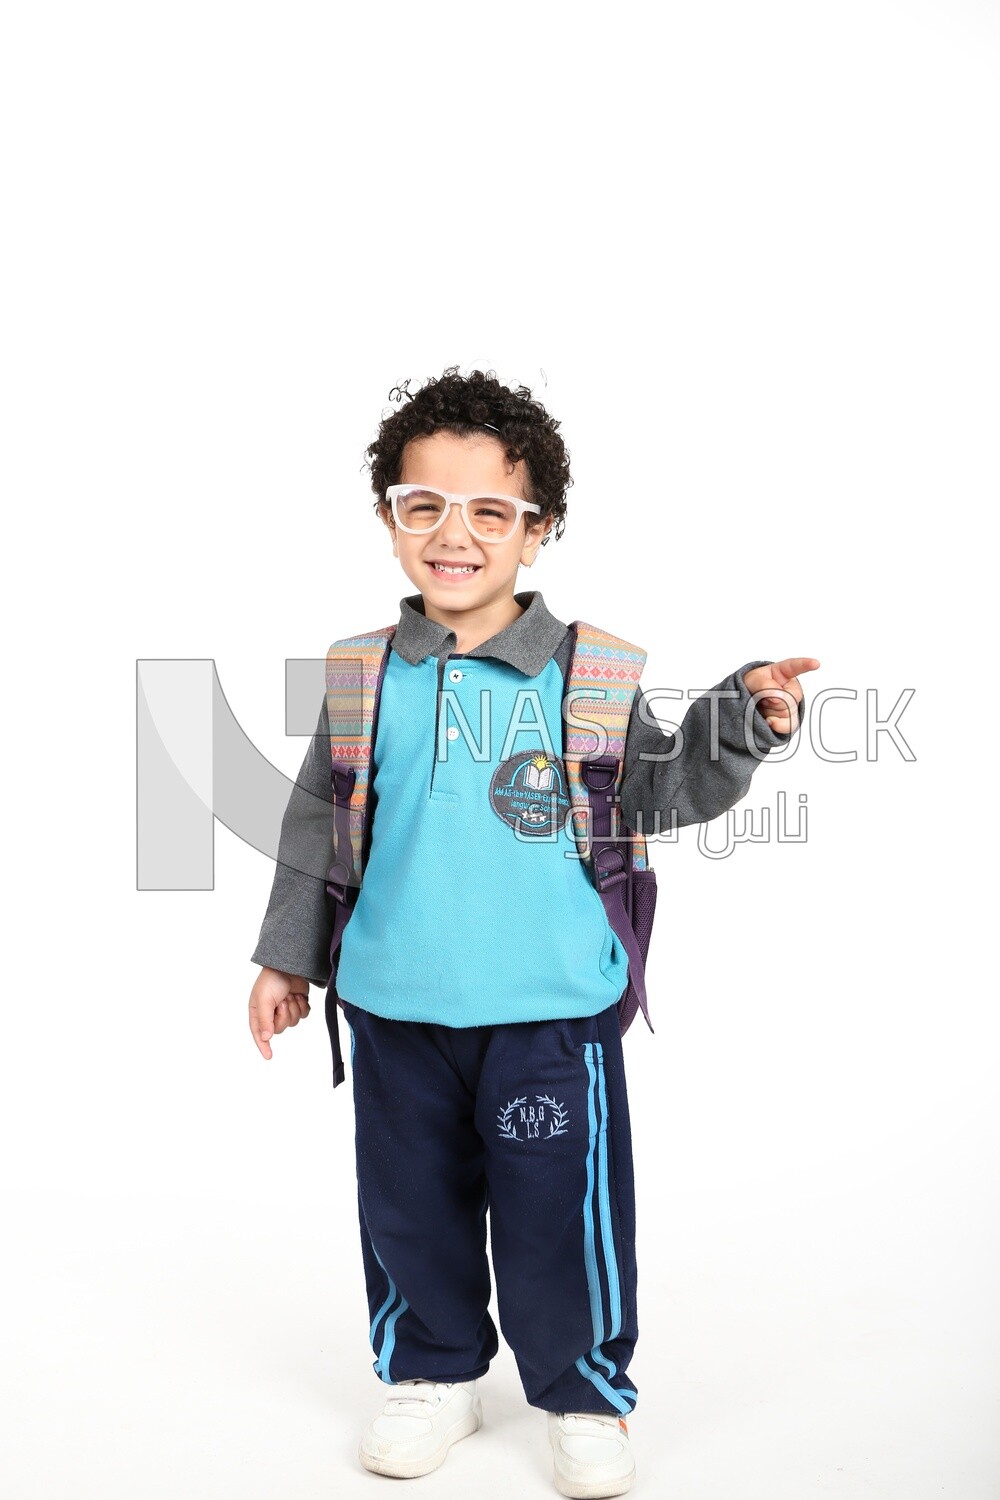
[[742, 658, 820, 734]]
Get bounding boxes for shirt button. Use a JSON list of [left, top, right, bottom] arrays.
[[449, 668, 463, 682], [446, 726, 460, 741]]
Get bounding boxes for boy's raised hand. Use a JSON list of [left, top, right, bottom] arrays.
[[742, 657, 820, 734], [249, 967, 312, 1060]]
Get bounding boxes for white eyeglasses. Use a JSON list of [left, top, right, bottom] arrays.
[[386, 484, 542, 544]]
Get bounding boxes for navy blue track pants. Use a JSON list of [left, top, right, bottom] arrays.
[[339, 998, 639, 1416]]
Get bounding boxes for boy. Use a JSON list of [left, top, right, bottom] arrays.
[[248, 368, 817, 1498]]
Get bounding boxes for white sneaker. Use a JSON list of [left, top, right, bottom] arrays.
[[547, 1410, 636, 1498], [358, 1378, 482, 1478]]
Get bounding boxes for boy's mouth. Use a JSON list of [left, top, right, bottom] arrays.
[[426, 561, 482, 578]]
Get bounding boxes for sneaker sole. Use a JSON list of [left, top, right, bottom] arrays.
[[552, 1462, 636, 1499], [358, 1401, 483, 1478]]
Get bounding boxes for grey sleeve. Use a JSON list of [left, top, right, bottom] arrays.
[[250, 698, 336, 988], [620, 659, 806, 834]]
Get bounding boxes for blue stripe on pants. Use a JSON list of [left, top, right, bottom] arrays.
[[575, 1042, 637, 1414], [368, 1242, 409, 1384]]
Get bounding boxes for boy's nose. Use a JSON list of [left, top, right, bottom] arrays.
[[438, 502, 474, 545]]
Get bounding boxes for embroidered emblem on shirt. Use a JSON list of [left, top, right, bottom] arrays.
[[497, 1095, 570, 1141], [489, 752, 572, 838]]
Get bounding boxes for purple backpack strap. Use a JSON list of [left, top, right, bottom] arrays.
[[582, 756, 655, 1036]]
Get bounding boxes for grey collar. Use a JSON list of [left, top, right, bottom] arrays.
[[391, 589, 569, 678]]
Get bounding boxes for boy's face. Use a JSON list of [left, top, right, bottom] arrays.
[[379, 430, 552, 617]]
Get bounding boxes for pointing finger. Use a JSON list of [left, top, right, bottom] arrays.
[[773, 657, 820, 683]]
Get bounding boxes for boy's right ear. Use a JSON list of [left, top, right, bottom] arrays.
[[377, 499, 398, 553]]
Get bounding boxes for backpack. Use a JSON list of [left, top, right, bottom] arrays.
[[321, 620, 658, 1088]]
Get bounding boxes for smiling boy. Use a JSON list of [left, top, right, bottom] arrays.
[[248, 368, 818, 1498], [387, 422, 551, 630]]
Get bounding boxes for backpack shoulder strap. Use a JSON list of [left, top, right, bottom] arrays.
[[562, 620, 648, 868], [325, 624, 396, 884]]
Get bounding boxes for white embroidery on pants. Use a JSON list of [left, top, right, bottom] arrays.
[[497, 1095, 570, 1141]]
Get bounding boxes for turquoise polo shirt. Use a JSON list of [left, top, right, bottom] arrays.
[[334, 639, 630, 1026]]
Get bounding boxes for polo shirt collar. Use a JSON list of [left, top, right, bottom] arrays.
[[391, 589, 568, 678]]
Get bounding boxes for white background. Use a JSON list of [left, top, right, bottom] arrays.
[[3, 1, 997, 1496]]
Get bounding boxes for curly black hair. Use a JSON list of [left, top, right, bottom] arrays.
[[363, 367, 570, 545]]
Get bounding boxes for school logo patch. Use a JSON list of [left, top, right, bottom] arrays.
[[497, 1095, 570, 1141], [489, 752, 572, 837]]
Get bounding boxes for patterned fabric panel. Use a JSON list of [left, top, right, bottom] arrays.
[[564, 622, 649, 870], [325, 625, 396, 879]]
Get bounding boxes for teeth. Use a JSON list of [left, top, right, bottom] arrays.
[[431, 563, 477, 574]]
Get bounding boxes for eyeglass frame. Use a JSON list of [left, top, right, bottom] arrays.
[[385, 483, 542, 543]]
